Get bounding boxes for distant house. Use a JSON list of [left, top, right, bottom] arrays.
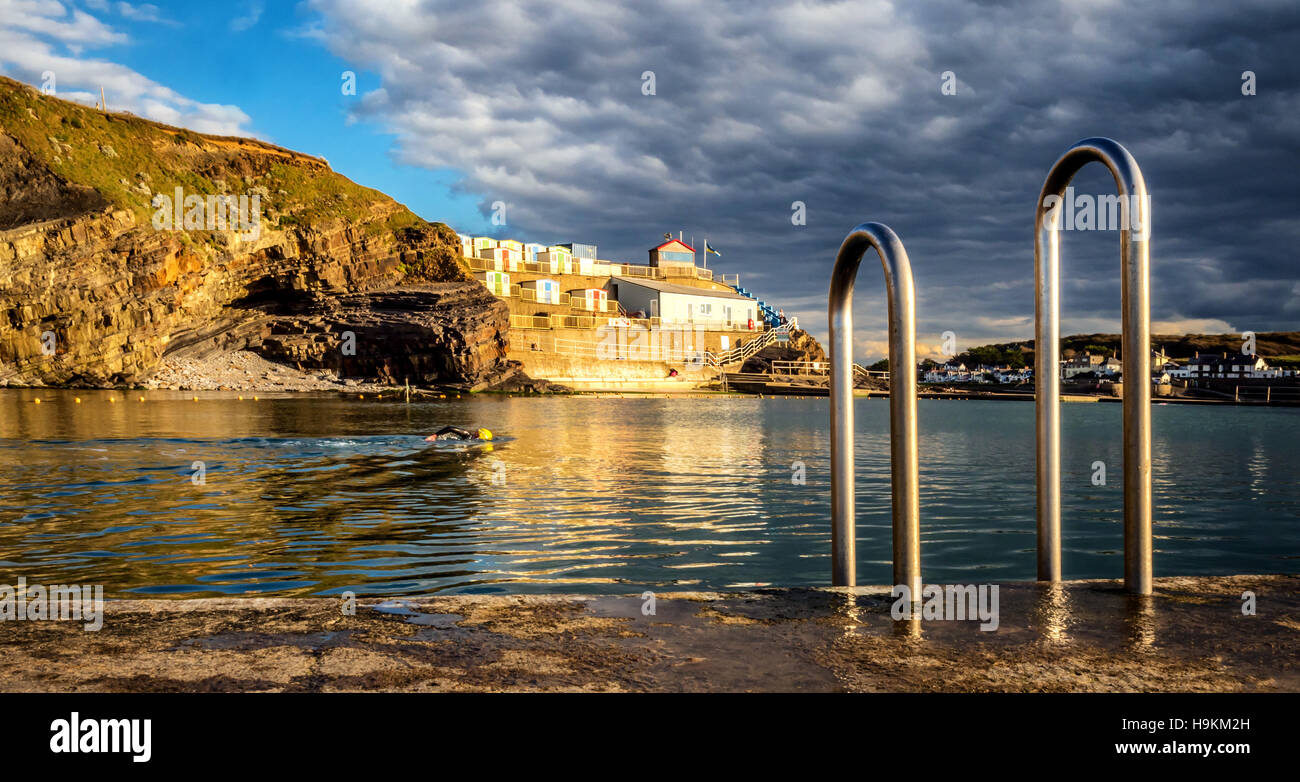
[[923, 363, 973, 383], [1062, 351, 1106, 379], [648, 239, 697, 275], [1186, 353, 1275, 379], [568, 287, 610, 312], [476, 245, 520, 271], [538, 246, 573, 275], [520, 278, 561, 305], [477, 270, 510, 296], [557, 242, 597, 260], [1065, 349, 1178, 380], [607, 277, 756, 327], [523, 243, 546, 264]]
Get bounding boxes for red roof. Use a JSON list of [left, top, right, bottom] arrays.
[[653, 239, 696, 253]]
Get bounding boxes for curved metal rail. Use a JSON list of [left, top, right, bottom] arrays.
[[828, 222, 920, 591], [1034, 137, 1153, 594]]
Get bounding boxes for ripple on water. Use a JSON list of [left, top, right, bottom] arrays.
[[0, 394, 1297, 595]]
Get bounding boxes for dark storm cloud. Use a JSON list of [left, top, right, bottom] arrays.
[[307, 0, 1300, 357]]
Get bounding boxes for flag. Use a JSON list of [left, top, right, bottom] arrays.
[[705, 241, 721, 257]]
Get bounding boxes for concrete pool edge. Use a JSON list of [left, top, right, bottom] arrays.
[[1, 574, 1295, 692]]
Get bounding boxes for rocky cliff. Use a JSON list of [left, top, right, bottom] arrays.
[[0, 76, 513, 389], [741, 328, 828, 372]]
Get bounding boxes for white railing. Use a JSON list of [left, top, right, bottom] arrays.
[[702, 318, 801, 368], [510, 315, 552, 329], [853, 364, 890, 380], [470, 251, 725, 284], [772, 360, 829, 375], [550, 336, 706, 366], [704, 325, 783, 367]]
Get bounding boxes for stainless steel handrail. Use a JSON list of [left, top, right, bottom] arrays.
[[829, 222, 920, 591], [1034, 137, 1153, 594]]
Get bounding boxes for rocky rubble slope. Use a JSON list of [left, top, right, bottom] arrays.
[[0, 76, 514, 390]]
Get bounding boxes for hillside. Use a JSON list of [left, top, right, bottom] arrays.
[[0, 76, 512, 388], [948, 332, 1300, 369]]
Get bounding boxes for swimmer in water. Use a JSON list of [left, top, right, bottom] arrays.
[[425, 426, 494, 442]]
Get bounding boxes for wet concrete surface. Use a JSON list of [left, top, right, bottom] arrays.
[[0, 575, 1295, 692]]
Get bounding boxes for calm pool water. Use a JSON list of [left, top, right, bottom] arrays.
[[0, 390, 1296, 596]]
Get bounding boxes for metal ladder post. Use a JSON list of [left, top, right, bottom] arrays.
[[1034, 137, 1153, 595], [829, 222, 920, 592]]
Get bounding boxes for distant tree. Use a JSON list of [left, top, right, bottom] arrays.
[[965, 346, 1002, 367], [868, 358, 889, 372]]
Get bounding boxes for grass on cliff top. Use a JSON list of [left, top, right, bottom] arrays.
[[0, 76, 438, 246]]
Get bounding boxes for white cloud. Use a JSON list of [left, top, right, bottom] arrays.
[[0, 0, 125, 52], [116, 3, 171, 25], [299, 0, 1300, 345], [230, 0, 263, 32], [0, 0, 252, 135], [1152, 318, 1237, 335]]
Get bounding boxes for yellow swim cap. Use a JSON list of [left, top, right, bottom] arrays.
[[477, 428, 493, 441]]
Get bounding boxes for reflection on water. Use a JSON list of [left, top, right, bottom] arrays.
[[0, 390, 1297, 596]]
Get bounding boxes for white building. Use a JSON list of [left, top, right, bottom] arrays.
[[520, 278, 562, 304], [1062, 352, 1106, 378], [1097, 356, 1122, 376], [924, 363, 978, 383], [607, 277, 758, 329], [1186, 353, 1273, 379]]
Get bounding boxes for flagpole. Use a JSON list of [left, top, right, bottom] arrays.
[[702, 236, 707, 270]]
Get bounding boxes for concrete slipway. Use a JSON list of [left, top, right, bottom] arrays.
[[0, 575, 1295, 692]]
